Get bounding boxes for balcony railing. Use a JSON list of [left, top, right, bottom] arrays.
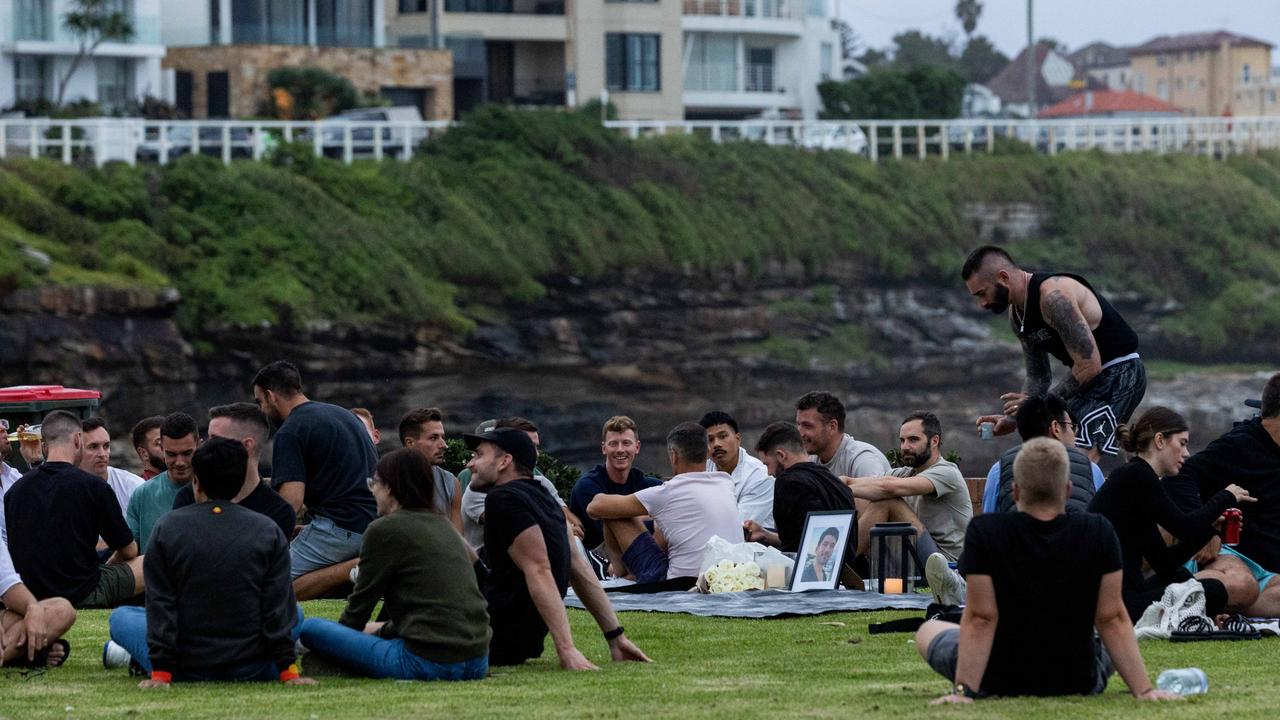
[[8, 8, 161, 45], [683, 0, 796, 19], [745, 63, 774, 92], [684, 63, 738, 92], [445, 0, 565, 14]]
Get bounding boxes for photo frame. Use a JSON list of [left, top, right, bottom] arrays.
[[789, 510, 855, 592]]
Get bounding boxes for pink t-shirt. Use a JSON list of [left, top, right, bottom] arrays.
[[634, 471, 740, 579]]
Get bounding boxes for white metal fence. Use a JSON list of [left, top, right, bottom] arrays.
[[603, 116, 1280, 161], [0, 118, 454, 167], [3, 116, 1280, 167]]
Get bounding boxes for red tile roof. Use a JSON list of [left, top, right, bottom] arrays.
[[1131, 31, 1273, 55], [1037, 90, 1185, 118]]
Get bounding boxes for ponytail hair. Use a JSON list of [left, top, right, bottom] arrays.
[[1116, 406, 1188, 454]]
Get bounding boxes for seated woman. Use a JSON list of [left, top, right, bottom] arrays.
[[1087, 407, 1254, 621], [298, 449, 490, 681]]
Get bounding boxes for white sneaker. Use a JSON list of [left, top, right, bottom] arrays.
[[925, 553, 966, 606], [102, 640, 132, 670]]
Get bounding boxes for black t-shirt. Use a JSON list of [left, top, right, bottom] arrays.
[[959, 512, 1122, 697], [269, 401, 377, 534], [482, 477, 570, 665], [173, 480, 298, 539], [1088, 458, 1234, 594], [773, 462, 856, 553], [1168, 419, 1280, 572], [4, 462, 134, 604]]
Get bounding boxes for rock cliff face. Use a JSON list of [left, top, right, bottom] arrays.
[[2, 260, 1268, 477]]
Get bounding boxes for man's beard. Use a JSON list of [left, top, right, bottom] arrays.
[[148, 454, 167, 473], [900, 450, 926, 469], [989, 283, 1011, 314]]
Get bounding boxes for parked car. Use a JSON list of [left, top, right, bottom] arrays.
[[136, 125, 255, 162], [318, 106, 429, 158], [798, 123, 869, 155]]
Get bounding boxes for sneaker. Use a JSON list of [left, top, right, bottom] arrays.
[[925, 553, 966, 607], [102, 641, 132, 670], [586, 549, 611, 581]]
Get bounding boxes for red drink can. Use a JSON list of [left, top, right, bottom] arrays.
[[1224, 509, 1242, 546]]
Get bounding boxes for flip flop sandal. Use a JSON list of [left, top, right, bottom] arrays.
[[1171, 614, 1261, 642], [6, 638, 71, 668]]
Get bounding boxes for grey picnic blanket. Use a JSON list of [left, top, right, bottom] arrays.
[[563, 589, 933, 619]]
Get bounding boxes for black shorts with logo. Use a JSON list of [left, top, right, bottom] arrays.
[[1067, 357, 1147, 456]]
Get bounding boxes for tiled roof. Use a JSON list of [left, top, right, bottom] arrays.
[[1037, 90, 1185, 118], [1131, 31, 1273, 55]]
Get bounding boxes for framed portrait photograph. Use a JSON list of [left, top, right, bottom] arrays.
[[789, 510, 855, 592]]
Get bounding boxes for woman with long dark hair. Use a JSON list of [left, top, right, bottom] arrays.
[[298, 449, 490, 680], [1087, 406, 1254, 621]]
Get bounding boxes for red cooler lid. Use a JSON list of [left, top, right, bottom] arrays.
[[0, 385, 102, 402]]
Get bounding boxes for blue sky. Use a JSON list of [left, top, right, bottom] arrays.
[[839, 0, 1280, 59]]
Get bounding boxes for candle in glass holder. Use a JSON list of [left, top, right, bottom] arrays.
[[883, 578, 904, 594]]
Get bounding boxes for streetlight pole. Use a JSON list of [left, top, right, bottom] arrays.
[[1026, 0, 1035, 115]]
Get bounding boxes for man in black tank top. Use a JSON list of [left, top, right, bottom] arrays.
[[961, 246, 1146, 462]]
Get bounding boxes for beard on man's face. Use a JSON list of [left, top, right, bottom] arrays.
[[989, 283, 1011, 314]]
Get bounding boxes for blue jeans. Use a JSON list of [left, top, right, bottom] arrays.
[[299, 618, 488, 681], [109, 605, 305, 679], [290, 515, 364, 579]]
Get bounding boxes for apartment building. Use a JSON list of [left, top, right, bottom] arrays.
[[161, 0, 452, 119], [1129, 31, 1273, 116], [388, 0, 683, 120], [682, 0, 840, 120], [1068, 42, 1131, 91], [0, 0, 165, 111]]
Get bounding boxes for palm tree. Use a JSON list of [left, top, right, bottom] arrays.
[[55, 0, 135, 107], [954, 0, 983, 37]]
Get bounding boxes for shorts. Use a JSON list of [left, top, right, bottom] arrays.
[[78, 563, 137, 609], [925, 627, 1113, 696], [1067, 356, 1146, 457], [1185, 545, 1277, 591], [290, 515, 364, 579], [621, 532, 669, 585]]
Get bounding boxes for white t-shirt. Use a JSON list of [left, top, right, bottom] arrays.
[[461, 471, 565, 551], [106, 467, 145, 523], [816, 434, 891, 479], [707, 448, 775, 529], [0, 467, 20, 594], [634, 471, 740, 580]]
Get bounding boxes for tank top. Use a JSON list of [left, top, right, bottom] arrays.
[[1017, 272, 1138, 367]]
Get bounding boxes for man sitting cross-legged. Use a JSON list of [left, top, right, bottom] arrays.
[[916, 438, 1177, 704], [746, 422, 856, 556], [587, 423, 740, 585], [843, 412, 970, 563], [0, 535, 76, 667], [466, 427, 650, 669], [6, 410, 144, 609], [108, 437, 313, 688]]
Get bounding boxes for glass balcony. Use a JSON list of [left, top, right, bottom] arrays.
[[445, 0, 565, 14], [682, 0, 795, 19]]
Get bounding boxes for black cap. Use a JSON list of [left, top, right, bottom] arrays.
[[463, 427, 538, 471]]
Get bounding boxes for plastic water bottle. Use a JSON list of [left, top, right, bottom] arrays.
[[1156, 668, 1208, 696]]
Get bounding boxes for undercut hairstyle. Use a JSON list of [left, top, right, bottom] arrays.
[[1016, 394, 1072, 441], [1012, 436, 1070, 507], [160, 412, 199, 442], [350, 407, 375, 425], [1262, 372, 1280, 419], [496, 416, 539, 433], [41, 410, 83, 447], [902, 411, 942, 446], [82, 417, 107, 434], [131, 416, 163, 450], [819, 527, 839, 544], [754, 421, 806, 455], [667, 422, 709, 464], [795, 391, 846, 432], [1116, 407, 1188, 455], [209, 402, 270, 448], [375, 448, 436, 511], [399, 407, 444, 445], [698, 410, 739, 434], [960, 245, 1018, 281], [192, 436, 247, 500], [601, 415, 638, 441], [251, 360, 303, 398]]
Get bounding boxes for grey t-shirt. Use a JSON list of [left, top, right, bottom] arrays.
[[891, 458, 971, 560], [817, 434, 891, 479], [433, 466, 459, 518]]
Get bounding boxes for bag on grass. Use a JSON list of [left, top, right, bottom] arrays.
[[1134, 578, 1209, 640]]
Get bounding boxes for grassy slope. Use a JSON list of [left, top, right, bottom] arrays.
[[0, 601, 1274, 719], [3, 107, 1280, 353]]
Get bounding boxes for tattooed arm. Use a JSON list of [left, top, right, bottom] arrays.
[[1021, 334, 1052, 397], [1040, 283, 1103, 399]]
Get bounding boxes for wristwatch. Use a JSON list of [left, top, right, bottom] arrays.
[[954, 682, 980, 699], [603, 626, 625, 641]]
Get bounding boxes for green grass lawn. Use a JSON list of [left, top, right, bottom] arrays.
[[0, 600, 1274, 719]]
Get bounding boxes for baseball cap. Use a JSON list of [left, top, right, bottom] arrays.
[[463, 427, 538, 471]]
